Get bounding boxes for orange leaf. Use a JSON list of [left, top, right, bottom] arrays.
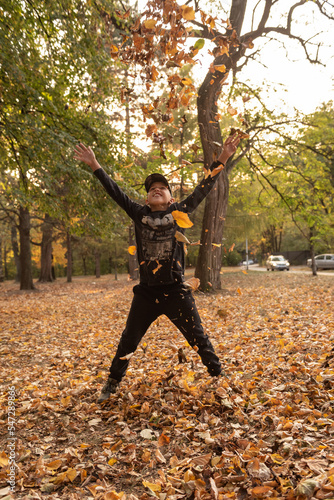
[[158, 433, 171, 447], [143, 19, 157, 29], [128, 246, 137, 255], [181, 5, 195, 20], [172, 210, 193, 228], [152, 261, 162, 274], [46, 459, 62, 470], [214, 64, 226, 72]]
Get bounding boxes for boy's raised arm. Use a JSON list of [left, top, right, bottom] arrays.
[[74, 143, 102, 172]]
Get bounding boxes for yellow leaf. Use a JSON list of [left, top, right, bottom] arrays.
[[181, 5, 195, 20], [214, 64, 226, 72], [271, 453, 285, 464], [212, 243, 221, 247], [144, 19, 157, 29], [143, 480, 161, 492], [242, 270, 247, 274], [54, 471, 67, 485], [128, 245, 137, 255], [108, 458, 117, 466], [0, 452, 8, 467], [184, 470, 196, 482], [66, 468, 77, 482], [172, 210, 193, 228], [181, 77, 193, 86], [46, 459, 62, 470]]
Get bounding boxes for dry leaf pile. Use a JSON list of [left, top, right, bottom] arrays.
[[0, 271, 334, 500]]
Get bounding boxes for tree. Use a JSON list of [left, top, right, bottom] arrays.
[[112, 0, 334, 289], [0, 0, 130, 288]]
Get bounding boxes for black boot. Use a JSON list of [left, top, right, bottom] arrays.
[[97, 377, 119, 403]]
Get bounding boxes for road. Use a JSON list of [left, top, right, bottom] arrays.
[[243, 264, 334, 276]]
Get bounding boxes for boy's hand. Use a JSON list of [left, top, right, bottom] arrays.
[[74, 143, 101, 171], [218, 131, 243, 166]]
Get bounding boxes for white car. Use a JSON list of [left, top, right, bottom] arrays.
[[266, 255, 289, 271], [307, 254, 334, 270]]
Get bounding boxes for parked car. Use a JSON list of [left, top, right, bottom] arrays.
[[307, 254, 334, 270], [242, 259, 254, 266], [266, 255, 290, 271]]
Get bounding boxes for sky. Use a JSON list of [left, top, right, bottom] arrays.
[[136, 0, 334, 117]]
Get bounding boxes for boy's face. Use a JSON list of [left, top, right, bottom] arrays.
[[146, 182, 174, 211]]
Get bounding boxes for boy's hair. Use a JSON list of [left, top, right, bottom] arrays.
[[144, 173, 172, 194]]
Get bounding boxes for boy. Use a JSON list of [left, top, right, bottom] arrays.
[[74, 132, 241, 402]]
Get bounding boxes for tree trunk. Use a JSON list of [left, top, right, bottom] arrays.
[[95, 249, 101, 278], [66, 230, 73, 283], [39, 214, 54, 282], [11, 225, 20, 282], [195, 169, 229, 290], [0, 236, 3, 282], [83, 256, 87, 275], [19, 206, 35, 290], [114, 243, 118, 280], [128, 223, 139, 280], [195, 0, 247, 290], [309, 229, 317, 276], [4, 244, 9, 280]]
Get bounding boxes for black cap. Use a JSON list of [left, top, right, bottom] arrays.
[[144, 173, 172, 194]]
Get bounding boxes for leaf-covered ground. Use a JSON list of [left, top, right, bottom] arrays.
[[0, 271, 334, 500]]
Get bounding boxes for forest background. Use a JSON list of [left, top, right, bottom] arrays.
[[0, 0, 334, 290]]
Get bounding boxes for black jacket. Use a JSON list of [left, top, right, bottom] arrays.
[[94, 162, 222, 286]]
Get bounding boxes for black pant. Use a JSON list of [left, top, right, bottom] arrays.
[[108, 283, 222, 382]]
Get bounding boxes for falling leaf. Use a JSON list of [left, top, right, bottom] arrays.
[[184, 277, 200, 291], [172, 210, 193, 228], [152, 261, 162, 274], [175, 231, 190, 244], [143, 19, 157, 29], [214, 64, 226, 72], [128, 246, 137, 255], [180, 5, 195, 20], [229, 243, 235, 252], [119, 352, 134, 360], [227, 104, 238, 116], [237, 287, 242, 295], [193, 39, 205, 50]]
